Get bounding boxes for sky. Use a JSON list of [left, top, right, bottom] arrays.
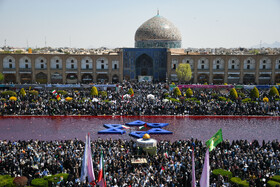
[[0, 0, 279, 49]]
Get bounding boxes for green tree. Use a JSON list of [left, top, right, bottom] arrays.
[[91, 86, 98, 96], [173, 87, 182, 96], [186, 88, 193, 97], [175, 63, 192, 83], [250, 87, 259, 100], [230, 88, 238, 100], [0, 73, 4, 83], [128, 88, 134, 96], [269, 86, 279, 97], [99, 91, 107, 98], [20, 88, 26, 97]]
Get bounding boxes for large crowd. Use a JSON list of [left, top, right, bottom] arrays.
[[0, 82, 280, 116], [0, 138, 279, 186]]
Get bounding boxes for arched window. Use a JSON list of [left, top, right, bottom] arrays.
[[213, 58, 224, 70], [51, 57, 62, 69], [259, 57, 271, 70], [112, 60, 119, 70], [35, 57, 47, 69], [81, 57, 93, 70], [171, 59, 178, 70], [19, 56, 31, 69], [243, 57, 255, 70], [3, 56, 15, 69], [228, 58, 240, 70], [198, 58, 209, 70], [182, 58, 194, 69], [66, 57, 77, 70], [96, 58, 108, 70]]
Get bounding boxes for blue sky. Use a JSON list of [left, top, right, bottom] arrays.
[[0, 0, 279, 48]]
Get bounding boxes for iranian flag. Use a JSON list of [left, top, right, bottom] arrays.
[[51, 90, 61, 101], [97, 151, 106, 187], [122, 125, 130, 129]]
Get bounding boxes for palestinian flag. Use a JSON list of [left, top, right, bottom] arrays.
[[51, 90, 61, 101], [97, 151, 106, 187], [139, 123, 148, 130]]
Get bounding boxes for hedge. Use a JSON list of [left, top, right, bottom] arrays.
[[0, 175, 14, 187], [230, 177, 249, 187], [57, 90, 68, 96], [29, 90, 38, 96], [212, 169, 233, 179], [242, 98, 251, 103], [44, 173, 69, 183], [267, 180, 280, 187], [99, 91, 107, 97], [31, 178, 48, 187], [272, 175, 280, 183], [1, 91, 17, 97]]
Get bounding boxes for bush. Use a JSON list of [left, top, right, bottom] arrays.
[[242, 98, 251, 103], [267, 180, 280, 187], [230, 177, 249, 187], [57, 90, 68, 96], [90, 86, 98, 96], [173, 87, 181, 96], [250, 87, 259, 99], [167, 97, 180, 103], [45, 173, 69, 183], [0, 175, 15, 187], [163, 92, 169, 97], [99, 91, 107, 98], [238, 92, 245, 98], [272, 175, 280, 183], [0, 98, 6, 101], [128, 88, 134, 96], [20, 88, 26, 97], [212, 169, 232, 179], [230, 88, 238, 100], [1, 91, 17, 97], [29, 90, 38, 96], [186, 88, 193, 97], [269, 86, 279, 97], [31, 178, 48, 187], [185, 97, 198, 102], [218, 96, 227, 101]]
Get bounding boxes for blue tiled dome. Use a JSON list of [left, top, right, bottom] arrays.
[[135, 14, 182, 48]]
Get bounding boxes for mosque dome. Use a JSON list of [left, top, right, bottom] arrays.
[[135, 13, 182, 48], [142, 133, 151, 140]]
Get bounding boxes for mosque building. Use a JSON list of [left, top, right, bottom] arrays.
[[1, 13, 280, 84]]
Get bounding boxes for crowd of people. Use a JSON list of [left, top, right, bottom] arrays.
[[0, 82, 279, 116], [0, 138, 279, 186]]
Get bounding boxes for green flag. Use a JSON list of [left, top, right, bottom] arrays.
[[205, 129, 223, 151]]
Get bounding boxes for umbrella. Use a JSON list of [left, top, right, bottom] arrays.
[[147, 94, 155, 100], [65, 97, 73, 101], [92, 98, 99, 102], [9, 96, 17, 101]]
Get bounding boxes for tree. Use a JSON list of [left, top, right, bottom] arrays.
[[269, 86, 279, 97], [173, 87, 182, 96], [128, 88, 134, 96], [20, 88, 26, 97], [186, 88, 193, 97], [230, 88, 238, 100], [250, 87, 259, 100], [175, 63, 192, 83], [91, 86, 98, 96], [0, 73, 4, 83]]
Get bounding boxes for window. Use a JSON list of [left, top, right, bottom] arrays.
[[247, 65, 250, 69], [86, 60, 89, 63], [9, 59, 12, 62], [263, 65, 266, 69], [25, 64, 29, 68], [101, 60, 104, 63], [114, 64, 118, 69], [187, 60, 189, 63], [201, 65, 204, 69], [101, 64, 104, 69], [56, 64, 59, 69], [247, 60, 250, 63], [71, 64, 74, 69], [25, 59, 28, 63], [41, 59, 44, 63], [86, 64, 89, 69], [217, 65, 220, 69], [201, 60, 204, 64], [217, 60, 220, 64], [232, 65, 235, 69], [41, 64, 44, 69], [232, 60, 235, 63], [172, 64, 176, 69], [71, 60, 74, 63], [9, 64, 12, 68], [263, 60, 266, 63], [56, 60, 59, 63]]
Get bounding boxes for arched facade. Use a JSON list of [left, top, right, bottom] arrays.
[[96, 74, 109, 83], [21, 74, 32, 83], [182, 57, 194, 69], [66, 57, 78, 70], [228, 57, 240, 70], [81, 57, 93, 70], [171, 59, 178, 70], [36, 72, 48, 84], [112, 60, 119, 70], [66, 73, 78, 84], [4, 74, 16, 83], [136, 54, 153, 77], [81, 74, 93, 83], [50, 56, 62, 70], [3, 56, 15, 69], [112, 74, 119, 83], [19, 56, 31, 69], [259, 57, 272, 70], [35, 57, 47, 69], [213, 74, 224, 84], [243, 74, 255, 84], [243, 57, 255, 70], [51, 72, 63, 84], [197, 57, 209, 70], [96, 57, 108, 70], [213, 57, 225, 70], [197, 73, 209, 83]]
